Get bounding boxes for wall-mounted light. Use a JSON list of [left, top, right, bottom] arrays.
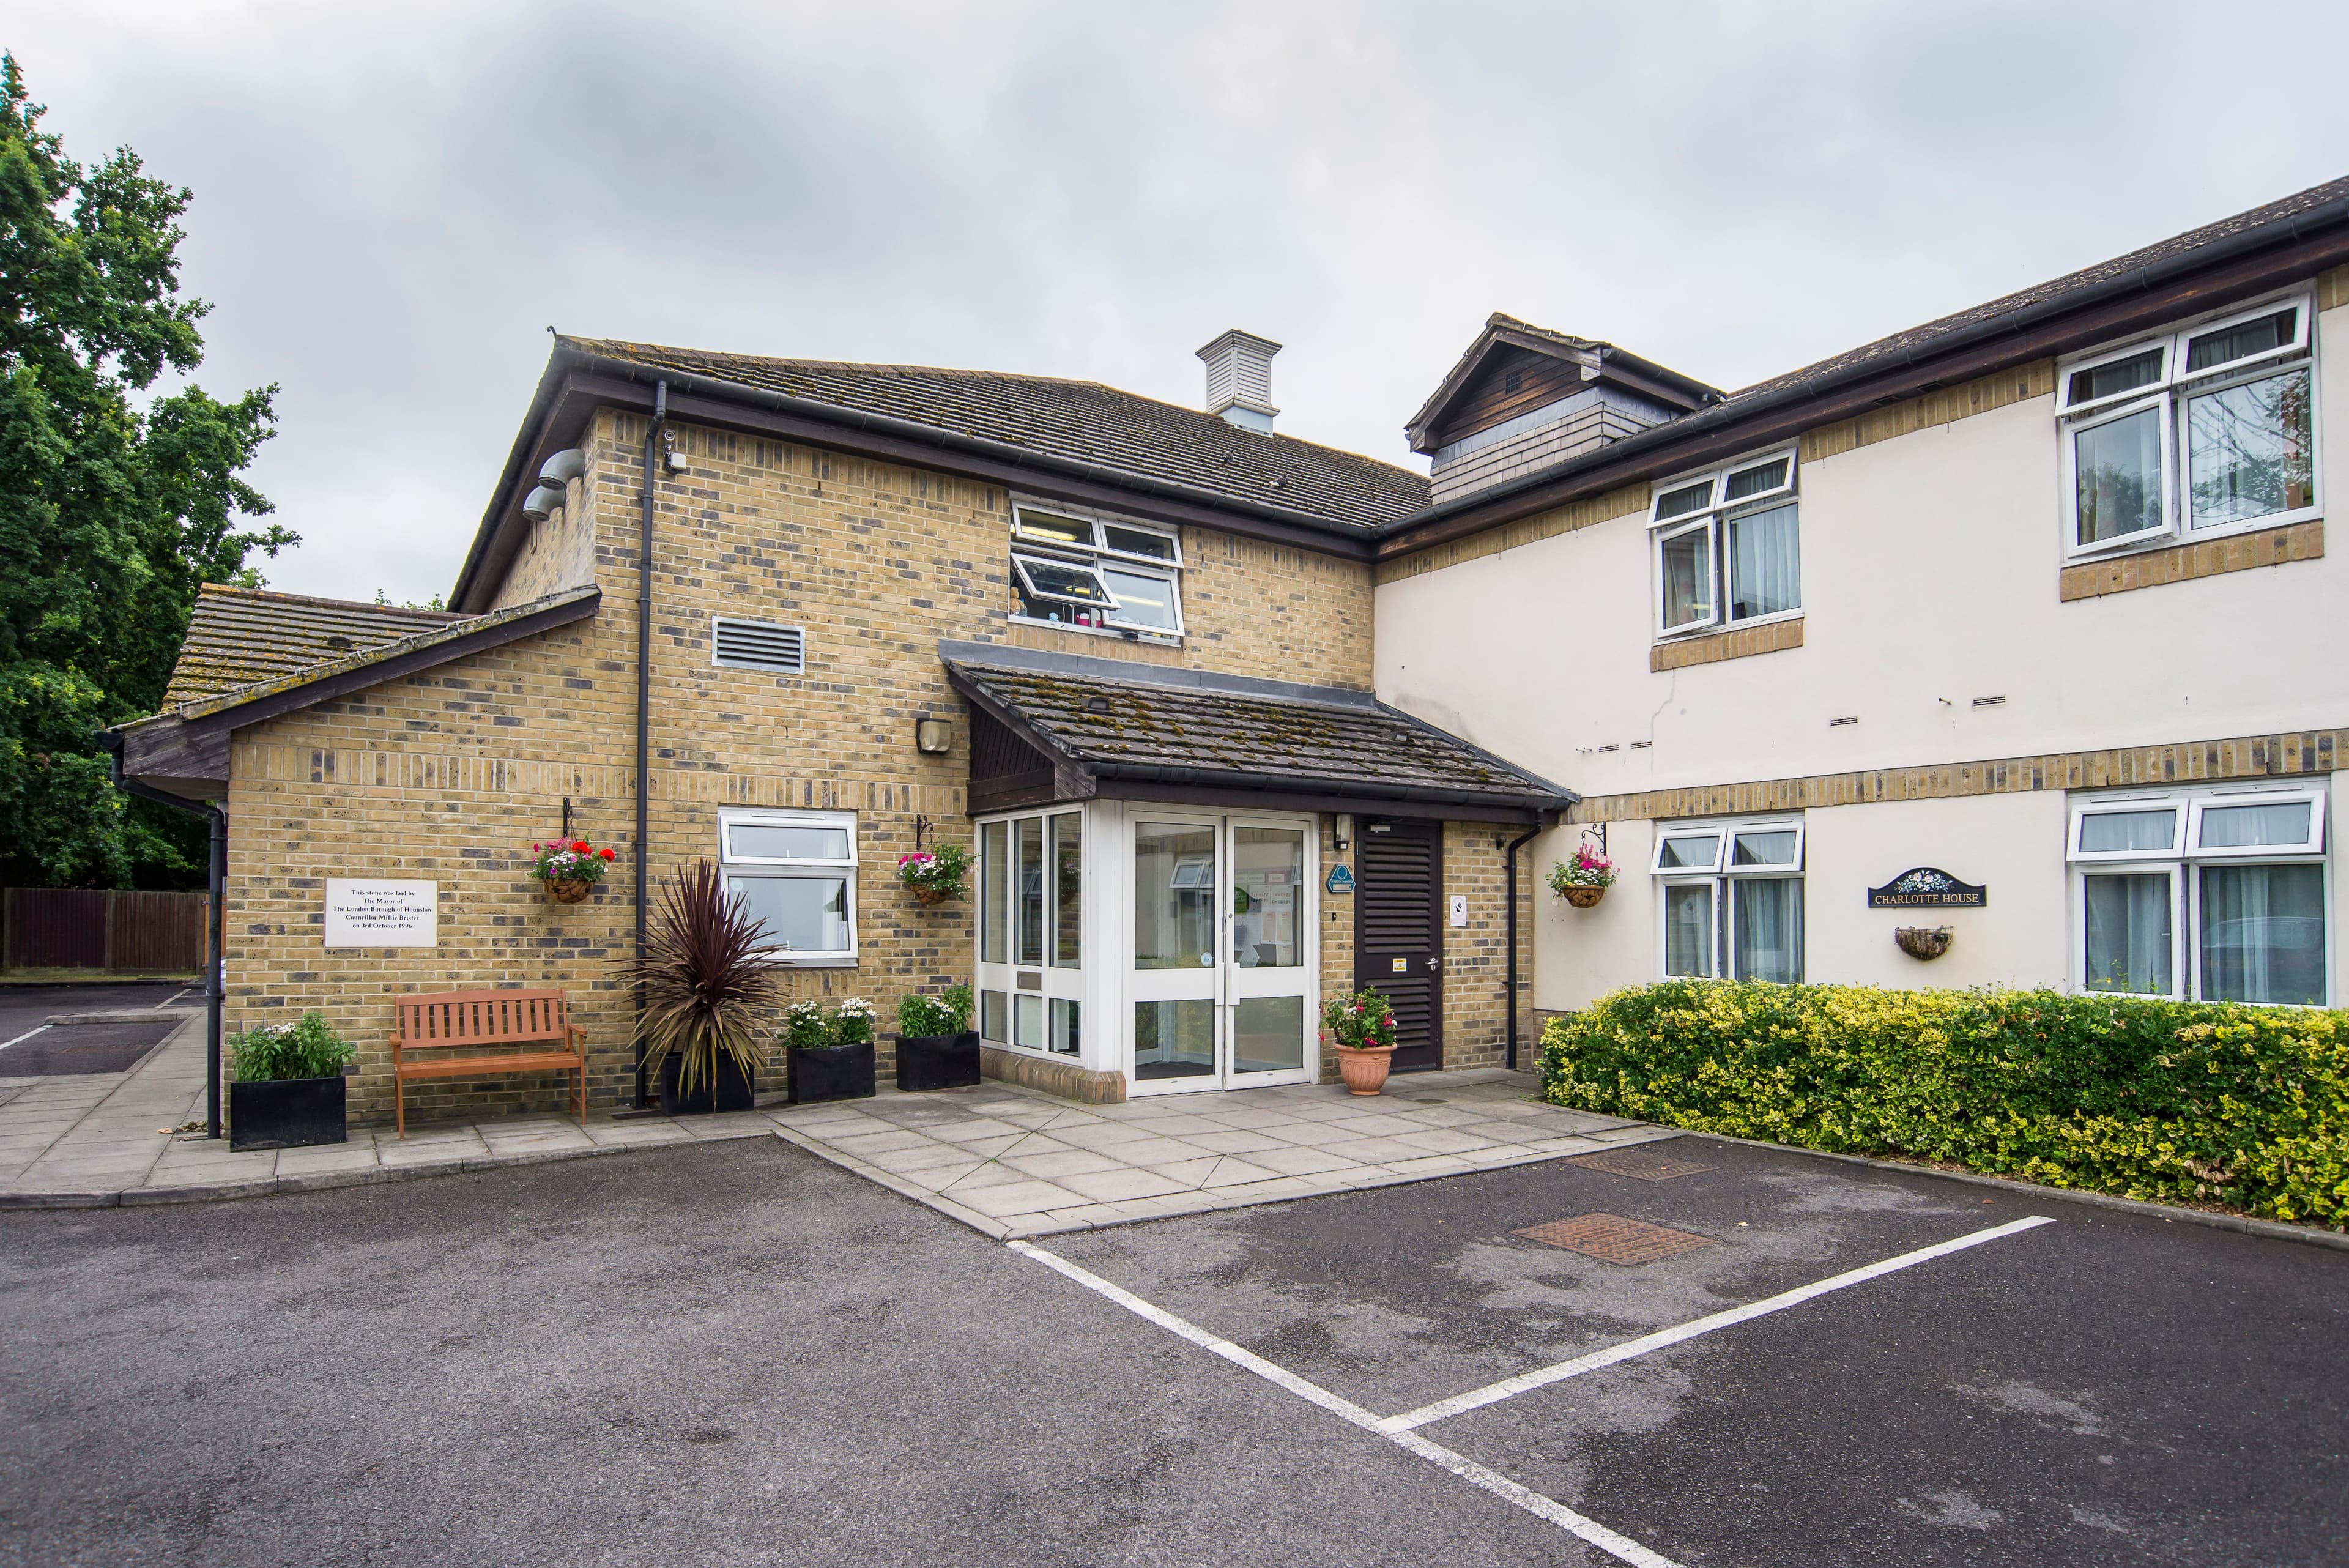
[[915, 717, 953, 755], [1332, 813, 1353, 850]]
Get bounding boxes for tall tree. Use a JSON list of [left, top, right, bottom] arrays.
[[0, 53, 291, 888]]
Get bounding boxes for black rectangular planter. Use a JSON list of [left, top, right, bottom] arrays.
[[789, 1041, 876, 1104], [897, 1030, 982, 1092], [658, 1052, 755, 1115], [228, 1076, 347, 1152]]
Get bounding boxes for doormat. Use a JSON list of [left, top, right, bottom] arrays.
[[1512, 1213, 1716, 1265], [1565, 1148, 1716, 1181], [0, 1021, 174, 1077]]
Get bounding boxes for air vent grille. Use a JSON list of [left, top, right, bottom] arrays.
[[711, 617, 805, 674]]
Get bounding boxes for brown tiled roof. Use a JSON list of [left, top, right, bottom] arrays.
[[1729, 175, 2349, 403], [560, 336, 1433, 532], [947, 658, 1570, 810], [162, 585, 460, 707]]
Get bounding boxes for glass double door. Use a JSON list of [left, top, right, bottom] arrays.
[[1130, 813, 1316, 1093]]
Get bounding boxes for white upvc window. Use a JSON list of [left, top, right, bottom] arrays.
[[975, 809, 1085, 1057], [1652, 817, 1805, 982], [1009, 502, 1185, 639], [2066, 786, 2328, 1005], [2057, 290, 2320, 559], [1649, 448, 1801, 640], [718, 809, 858, 965]]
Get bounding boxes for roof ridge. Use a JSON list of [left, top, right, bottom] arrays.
[[194, 582, 459, 620]]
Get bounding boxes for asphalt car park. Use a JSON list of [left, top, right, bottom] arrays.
[[0, 980, 193, 1041], [1, 1128, 2340, 1566]]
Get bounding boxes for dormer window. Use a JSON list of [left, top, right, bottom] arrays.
[[1649, 448, 1800, 640], [1009, 503, 1185, 639]]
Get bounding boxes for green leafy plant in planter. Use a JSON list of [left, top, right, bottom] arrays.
[[1319, 986, 1400, 1096], [229, 1012, 356, 1082], [624, 860, 782, 1113], [784, 997, 879, 1104], [226, 1012, 355, 1152], [896, 983, 980, 1091]]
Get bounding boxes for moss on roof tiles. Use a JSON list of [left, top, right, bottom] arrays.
[[163, 585, 460, 707]]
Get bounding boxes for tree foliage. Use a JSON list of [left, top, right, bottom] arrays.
[[0, 53, 291, 887]]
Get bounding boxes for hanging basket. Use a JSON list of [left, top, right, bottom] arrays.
[[908, 884, 948, 907], [1895, 926, 1953, 960], [546, 878, 595, 905], [1560, 884, 1606, 910]]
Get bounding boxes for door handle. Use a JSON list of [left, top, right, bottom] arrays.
[[1428, 957, 1441, 972]]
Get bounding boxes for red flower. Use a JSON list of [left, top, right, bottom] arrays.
[[571, 840, 590, 853], [599, 848, 615, 860]]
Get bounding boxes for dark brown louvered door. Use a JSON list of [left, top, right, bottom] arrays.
[[1354, 820, 1443, 1071]]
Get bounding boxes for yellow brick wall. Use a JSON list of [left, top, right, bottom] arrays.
[[225, 407, 1377, 1126], [1438, 823, 1537, 1072]]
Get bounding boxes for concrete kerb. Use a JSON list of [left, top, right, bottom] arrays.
[[1671, 1126, 2349, 1255], [43, 1009, 204, 1026]]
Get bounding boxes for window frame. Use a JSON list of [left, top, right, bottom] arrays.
[[1008, 500, 1186, 641], [974, 805, 1086, 1058], [2065, 786, 2331, 1006], [1649, 446, 1802, 642], [1652, 816, 1805, 982], [718, 808, 859, 967], [2057, 288, 2321, 559]]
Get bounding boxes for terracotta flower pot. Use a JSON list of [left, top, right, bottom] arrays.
[[1561, 884, 1606, 909], [1334, 1044, 1395, 1096], [546, 877, 595, 904]]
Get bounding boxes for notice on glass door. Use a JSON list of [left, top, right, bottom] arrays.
[[324, 879, 439, 948]]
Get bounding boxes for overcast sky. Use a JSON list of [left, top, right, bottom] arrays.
[[16, 1, 2349, 603]]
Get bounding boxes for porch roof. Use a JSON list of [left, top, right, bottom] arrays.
[[939, 641, 1573, 823]]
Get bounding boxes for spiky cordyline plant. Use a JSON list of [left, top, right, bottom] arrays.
[[626, 860, 781, 1102]]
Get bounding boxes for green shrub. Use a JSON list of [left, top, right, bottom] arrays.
[[897, 983, 974, 1038], [1538, 981, 2349, 1227], [228, 1012, 355, 1082]]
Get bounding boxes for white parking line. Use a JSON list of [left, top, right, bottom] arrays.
[[154, 989, 191, 1009], [1009, 1239, 1688, 1568], [0, 1025, 50, 1052], [1379, 1214, 2057, 1433]]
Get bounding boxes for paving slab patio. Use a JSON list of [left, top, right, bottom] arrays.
[[766, 1067, 1680, 1239]]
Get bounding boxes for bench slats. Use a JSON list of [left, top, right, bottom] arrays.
[[392, 988, 587, 1138]]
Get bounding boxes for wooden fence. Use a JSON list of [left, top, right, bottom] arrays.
[[2, 888, 210, 974]]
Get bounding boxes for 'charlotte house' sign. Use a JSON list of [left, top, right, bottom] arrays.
[[1866, 867, 1986, 910]]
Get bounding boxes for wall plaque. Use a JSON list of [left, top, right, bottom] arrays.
[[1867, 868, 1985, 910], [324, 879, 439, 947], [1325, 863, 1355, 894]]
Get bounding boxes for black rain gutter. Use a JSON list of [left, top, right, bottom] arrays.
[[1374, 191, 2349, 541], [634, 379, 667, 1108], [98, 730, 225, 1140], [1504, 823, 1542, 1071]]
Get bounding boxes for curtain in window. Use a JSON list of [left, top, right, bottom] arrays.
[[1731, 879, 1802, 983], [2083, 872, 2171, 994], [1662, 883, 1713, 977], [1728, 503, 1800, 620], [2200, 864, 2326, 1005], [2076, 406, 2164, 544], [1660, 529, 1709, 630]]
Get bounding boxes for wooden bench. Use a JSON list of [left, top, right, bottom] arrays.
[[393, 989, 587, 1139]]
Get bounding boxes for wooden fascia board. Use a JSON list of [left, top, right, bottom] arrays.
[[1406, 331, 1598, 455], [161, 590, 602, 745], [1090, 776, 1544, 824], [115, 718, 230, 798], [1377, 225, 2349, 561], [536, 365, 1382, 568], [941, 666, 1099, 804]]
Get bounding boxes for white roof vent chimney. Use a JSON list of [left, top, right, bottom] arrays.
[[1196, 329, 1281, 434]]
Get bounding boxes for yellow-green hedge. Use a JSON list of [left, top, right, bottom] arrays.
[[1538, 982, 2349, 1227]]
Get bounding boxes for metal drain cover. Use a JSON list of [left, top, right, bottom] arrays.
[[1513, 1213, 1717, 1264], [1566, 1147, 1717, 1181]]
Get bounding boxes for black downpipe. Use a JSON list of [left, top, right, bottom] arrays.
[[634, 381, 668, 1107], [1504, 823, 1541, 1071], [99, 732, 226, 1138]]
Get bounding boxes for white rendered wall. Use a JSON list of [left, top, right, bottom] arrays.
[[1387, 297, 2349, 1010]]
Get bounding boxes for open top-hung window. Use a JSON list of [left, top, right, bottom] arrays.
[[1652, 818, 1805, 982], [719, 809, 858, 965], [1649, 449, 1800, 639], [2058, 291, 2318, 557], [1009, 503, 1184, 638], [2067, 787, 2328, 1005]]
